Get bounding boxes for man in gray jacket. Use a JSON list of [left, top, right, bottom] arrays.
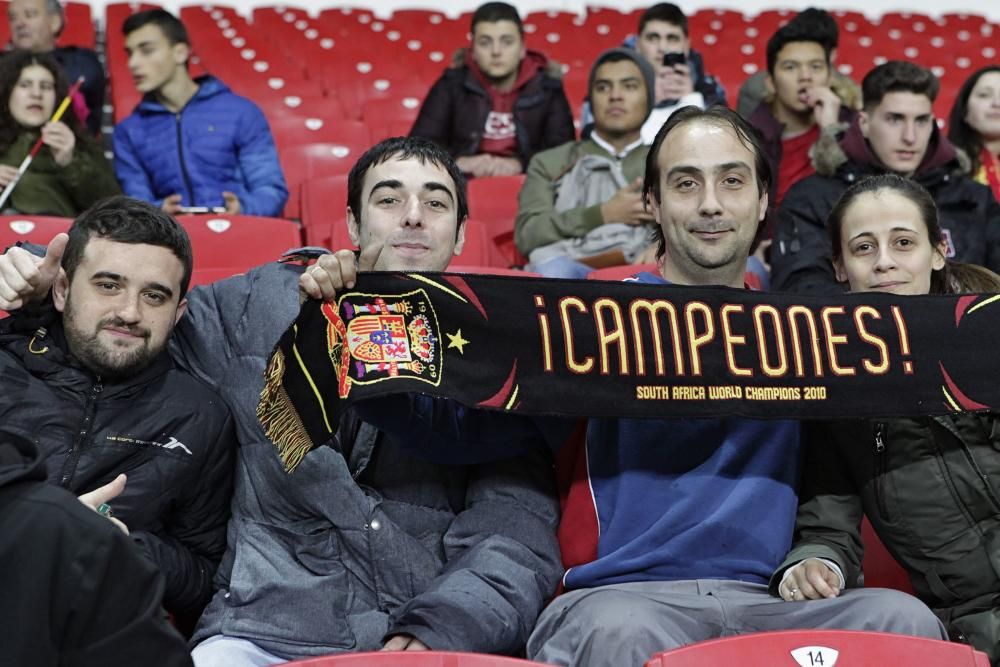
[[179, 137, 561, 664], [0, 137, 562, 665]]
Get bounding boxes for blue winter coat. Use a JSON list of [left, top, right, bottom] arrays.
[[113, 76, 288, 216]]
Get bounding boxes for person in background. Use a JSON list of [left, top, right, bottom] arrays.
[[113, 9, 288, 217], [0, 50, 119, 216], [948, 66, 1000, 202], [774, 173, 1000, 665], [410, 2, 574, 179], [6, 0, 105, 135]]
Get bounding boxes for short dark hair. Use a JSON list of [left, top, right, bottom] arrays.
[[643, 105, 772, 259], [791, 8, 839, 49], [346, 137, 468, 239], [766, 20, 832, 74], [470, 2, 523, 36], [948, 66, 1000, 174], [862, 61, 939, 111], [637, 3, 688, 36], [63, 196, 193, 299], [122, 8, 190, 47]]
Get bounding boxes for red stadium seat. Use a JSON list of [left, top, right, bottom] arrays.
[[58, 2, 96, 49], [280, 141, 371, 218], [269, 117, 369, 152], [300, 176, 350, 249], [454, 220, 500, 267], [861, 517, 914, 594], [176, 215, 302, 271], [645, 630, 990, 667], [363, 97, 424, 140], [285, 651, 551, 666], [0, 215, 72, 249], [466, 175, 524, 238]]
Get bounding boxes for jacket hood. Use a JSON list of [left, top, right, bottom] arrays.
[[137, 74, 231, 114], [0, 429, 44, 490], [819, 118, 967, 181]]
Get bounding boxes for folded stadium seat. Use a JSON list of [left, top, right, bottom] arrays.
[[255, 94, 346, 128], [747, 9, 794, 40], [269, 115, 367, 153], [189, 267, 242, 288], [317, 7, 377, 39], [280, 140, 372, 218], [688, 8, 746, 38], [56, 2, 96, 49], [354, 77, 429, 106], [383, 118, 417, 140], [562, 69, 589, 117], [300, 175, 350, 249], [0, 215, 72, 250], [284, 652, 552, 666], [644, 630, 990, 666], [455, 220, 503, 268], [466, 175, 525, 239], [176, 215, 303, 271], [587, 264, 658, 281], [940, 12, 988, 32], [363, 97, 424, 142]]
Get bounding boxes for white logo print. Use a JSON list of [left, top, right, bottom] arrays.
[[159, 437, 194, 456]]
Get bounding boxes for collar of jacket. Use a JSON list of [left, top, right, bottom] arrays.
[[136, 74, 231, 115], [821, 118, 969, 186], [5, 318, 174, 397]]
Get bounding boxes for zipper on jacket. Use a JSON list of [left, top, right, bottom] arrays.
[[873, 421, 891, 519], [57, 378, 104, 488], [175, 113, 196, 206]]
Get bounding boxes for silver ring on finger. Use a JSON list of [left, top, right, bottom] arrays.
[[789, 587, 800, 600]]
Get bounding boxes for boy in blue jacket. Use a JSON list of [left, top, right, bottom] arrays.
[[113, 10, 287, 217]]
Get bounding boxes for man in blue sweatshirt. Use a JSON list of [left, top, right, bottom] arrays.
[[306, 106, 947, 667]]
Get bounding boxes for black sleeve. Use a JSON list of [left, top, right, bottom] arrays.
[[770, 180, 847, 295], [982, 191, 1000, 275], [132, 412, 237, 616], [62, 514, 194, 667], [410, 74, 457, 154], [533, 80, 575, 159]]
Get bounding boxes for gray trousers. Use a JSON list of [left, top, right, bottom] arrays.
[[527, 580, 948, 667]]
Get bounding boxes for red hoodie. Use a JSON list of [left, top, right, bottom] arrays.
[[466, 49, 548, 157]]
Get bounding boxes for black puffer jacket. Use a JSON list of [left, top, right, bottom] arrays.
[[772, 414, 1000, 663], [410, 49, 574, 166], [771, 121, 1000, 294], [0, 316, 236, 616], [0, 431, 193, 666]]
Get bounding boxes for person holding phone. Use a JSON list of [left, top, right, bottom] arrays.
[[579, 4, 727, 144]]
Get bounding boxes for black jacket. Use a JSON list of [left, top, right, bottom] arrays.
[[410, 49, 574, 167], [0, 316, 236, 616], [0, 431, 193, 666], [771, 121, 1000, 294], [772, 414, 1000, 661]]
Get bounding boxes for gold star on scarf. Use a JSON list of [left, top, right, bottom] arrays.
[[446, 329, 469, 354]]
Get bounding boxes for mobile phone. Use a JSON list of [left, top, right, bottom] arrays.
[[662, 52, 686, 68], [178, 206, 226, 214]]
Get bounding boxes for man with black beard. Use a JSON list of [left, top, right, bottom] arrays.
[[0, 196, 235, 621]]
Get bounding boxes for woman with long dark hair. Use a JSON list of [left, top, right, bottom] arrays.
[[949, 66, 1000, 202], [0, 50, 119, 216], [775, 173, 1000, 663]]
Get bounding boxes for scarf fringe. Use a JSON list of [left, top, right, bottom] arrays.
[[257, 348, 313, 472]]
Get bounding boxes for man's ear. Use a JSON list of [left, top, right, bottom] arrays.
[[173, 42, 190, 67], [52, 268, 69, 313], [758, 191, 769, 223], [858, 110, 870, 138], [764, 73, 775, 96], [347, 207, 361, 248], [453, 219, 467, 256], [174, 298, 188, 324], [48, 13, 62, 39]]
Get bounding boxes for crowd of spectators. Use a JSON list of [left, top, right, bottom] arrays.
[[1, 2, 1000, 667]]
